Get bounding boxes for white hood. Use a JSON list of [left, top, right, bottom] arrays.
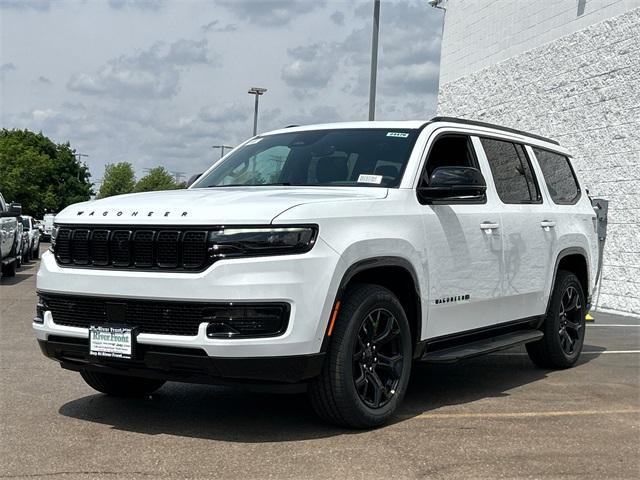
[[56, 187, 388, 225]]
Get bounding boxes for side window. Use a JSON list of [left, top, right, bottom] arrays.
[[422, 134, 477, 183], [532, 148, 580, 204], [480, 138, 541, 204]]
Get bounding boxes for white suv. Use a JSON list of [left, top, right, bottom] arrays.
[[34, 117, 599, 428]]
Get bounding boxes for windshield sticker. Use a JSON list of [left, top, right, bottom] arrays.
[[386, 132, 410, 138], [245, 138, 262, 145], [357, 174, 383, 184]]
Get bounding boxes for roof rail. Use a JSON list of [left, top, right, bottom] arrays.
[[430, 116, 559, 145]]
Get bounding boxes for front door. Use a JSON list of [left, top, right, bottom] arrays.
[[420, 133, 505, 339]]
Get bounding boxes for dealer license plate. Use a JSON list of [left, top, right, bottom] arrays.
[[89, 325, 134, 359]]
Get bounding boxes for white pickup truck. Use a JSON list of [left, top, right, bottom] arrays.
[[0, 192, 22, 278]]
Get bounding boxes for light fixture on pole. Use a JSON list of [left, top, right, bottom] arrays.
[[248, 87, 267, 136], [368, 0, 380, 121], [211, 145, 234, 159]]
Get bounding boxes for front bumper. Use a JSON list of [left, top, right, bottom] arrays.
[[38, 336, 324, 384], [34, 237, 343, 358]]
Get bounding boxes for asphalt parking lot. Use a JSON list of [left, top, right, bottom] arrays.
[[1, 247, 639, 480]]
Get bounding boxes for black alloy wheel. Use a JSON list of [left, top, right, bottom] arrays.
[[308, 283, 412, 428], [352, 308, 404, 409], [526, 270, 586, 369], [558, 285, 583, 355]]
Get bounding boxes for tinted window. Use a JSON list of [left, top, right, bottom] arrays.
[[533, 148, 580, 204], [423, 134, 477, 182], [194, 129, 419, 188], [481, 138, 541, 204]]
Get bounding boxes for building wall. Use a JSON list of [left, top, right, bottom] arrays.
[[438, 5, 640, 315], [440, 0, 635, 84]]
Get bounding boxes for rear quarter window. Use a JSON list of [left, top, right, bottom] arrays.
[[532, 148, 580, 204]]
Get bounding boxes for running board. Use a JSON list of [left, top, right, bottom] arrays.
[[420, 330, 544, 363]]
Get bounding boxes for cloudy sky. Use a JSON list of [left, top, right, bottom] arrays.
[[0, 0, 444, 185]]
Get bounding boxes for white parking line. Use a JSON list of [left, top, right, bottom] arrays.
[[490, 350, 640, 356], [410, 408, 640, 420], [587, 324, 640, 327]]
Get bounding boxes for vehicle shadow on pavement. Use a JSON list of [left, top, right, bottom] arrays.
[[0, 263, 37, 285], [58, 348, 602, 441]]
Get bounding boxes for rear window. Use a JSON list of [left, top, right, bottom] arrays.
[[480, 138, 541, 204], [533, 148, 580, 204]]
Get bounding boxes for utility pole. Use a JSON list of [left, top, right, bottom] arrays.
[[211, 145, 234, 159], [76, 153, 89, 180], [248, 87, 267, 136], [368, 0, 380, 121], [171, 171, 186, 183]]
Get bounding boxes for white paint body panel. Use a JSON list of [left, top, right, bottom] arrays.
[[34, 120, 598, 358]]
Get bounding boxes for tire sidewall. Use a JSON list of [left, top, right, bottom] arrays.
[[546, 272, 586, 366], [336, 287, 412, 426]]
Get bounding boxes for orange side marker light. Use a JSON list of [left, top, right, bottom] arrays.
[[327, 300, 341, 336]]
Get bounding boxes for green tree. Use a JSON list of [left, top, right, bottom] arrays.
[[0, 129, 92, 217], [98, 162, 136, 198], [134, 167, 181, 192]]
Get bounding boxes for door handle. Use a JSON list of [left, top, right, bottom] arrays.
[[480, 222, 499, 233], [541, 220, 556, 230]]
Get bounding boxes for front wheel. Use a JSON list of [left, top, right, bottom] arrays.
[[32, 241, 40, 259], [309, 284, 412, 428], [526, 270, 586, 369], [80, 370, 165, 397]]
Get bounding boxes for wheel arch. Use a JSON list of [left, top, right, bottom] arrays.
[[324, 256, 423, 356], [549, 247, 590, 312]]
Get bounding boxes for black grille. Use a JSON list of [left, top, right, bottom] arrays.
[[40, 294, 290, 337], [54, 226, 211, 271]]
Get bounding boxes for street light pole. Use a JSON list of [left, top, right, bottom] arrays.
[[248, 87, 267, 136], [211, 145, 234, 159], [368, 0, 380, 121]]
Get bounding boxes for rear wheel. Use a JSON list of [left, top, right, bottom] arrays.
[[526, 270, 586, 368], [309, 284, 412, 428], [32, 240, 40, 259], [80, 370, 165, 397]]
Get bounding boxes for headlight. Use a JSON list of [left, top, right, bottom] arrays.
[[49, 225, 59, 253], [207, 226, 317, 259]]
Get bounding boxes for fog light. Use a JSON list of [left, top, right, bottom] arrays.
[[204, 304, 289, 338]]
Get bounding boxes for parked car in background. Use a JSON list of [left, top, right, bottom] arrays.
[[15, 218, 28, 268], [41, 214, 56, 241], [0, 193, 22, 278], [21, 215, 41, 260]]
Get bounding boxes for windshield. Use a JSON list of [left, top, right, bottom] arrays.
[[193, 128, 419, 188], [21, 218, 30, 229]]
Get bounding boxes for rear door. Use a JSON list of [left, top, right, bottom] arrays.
[[477, 137, 555, 322]]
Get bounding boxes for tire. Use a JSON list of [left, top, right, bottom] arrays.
[[80, 370, 165, 397], [526, 270, 586, 369], [32, 241, 40, 259], [309, 284, 413, 429], [2, 260, 16, 277]]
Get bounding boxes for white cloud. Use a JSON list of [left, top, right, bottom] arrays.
[[67, 39, 215, 99], [216, 0, 326, 27]]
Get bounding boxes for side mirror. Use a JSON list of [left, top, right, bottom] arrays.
[[9, 203, 22, 215], [418, 166, 486, 201], [187, 173, 203, 188], [0, 203, 22, 217]]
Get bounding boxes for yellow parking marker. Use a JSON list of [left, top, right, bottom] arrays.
[[585, 312, 595, 322]]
